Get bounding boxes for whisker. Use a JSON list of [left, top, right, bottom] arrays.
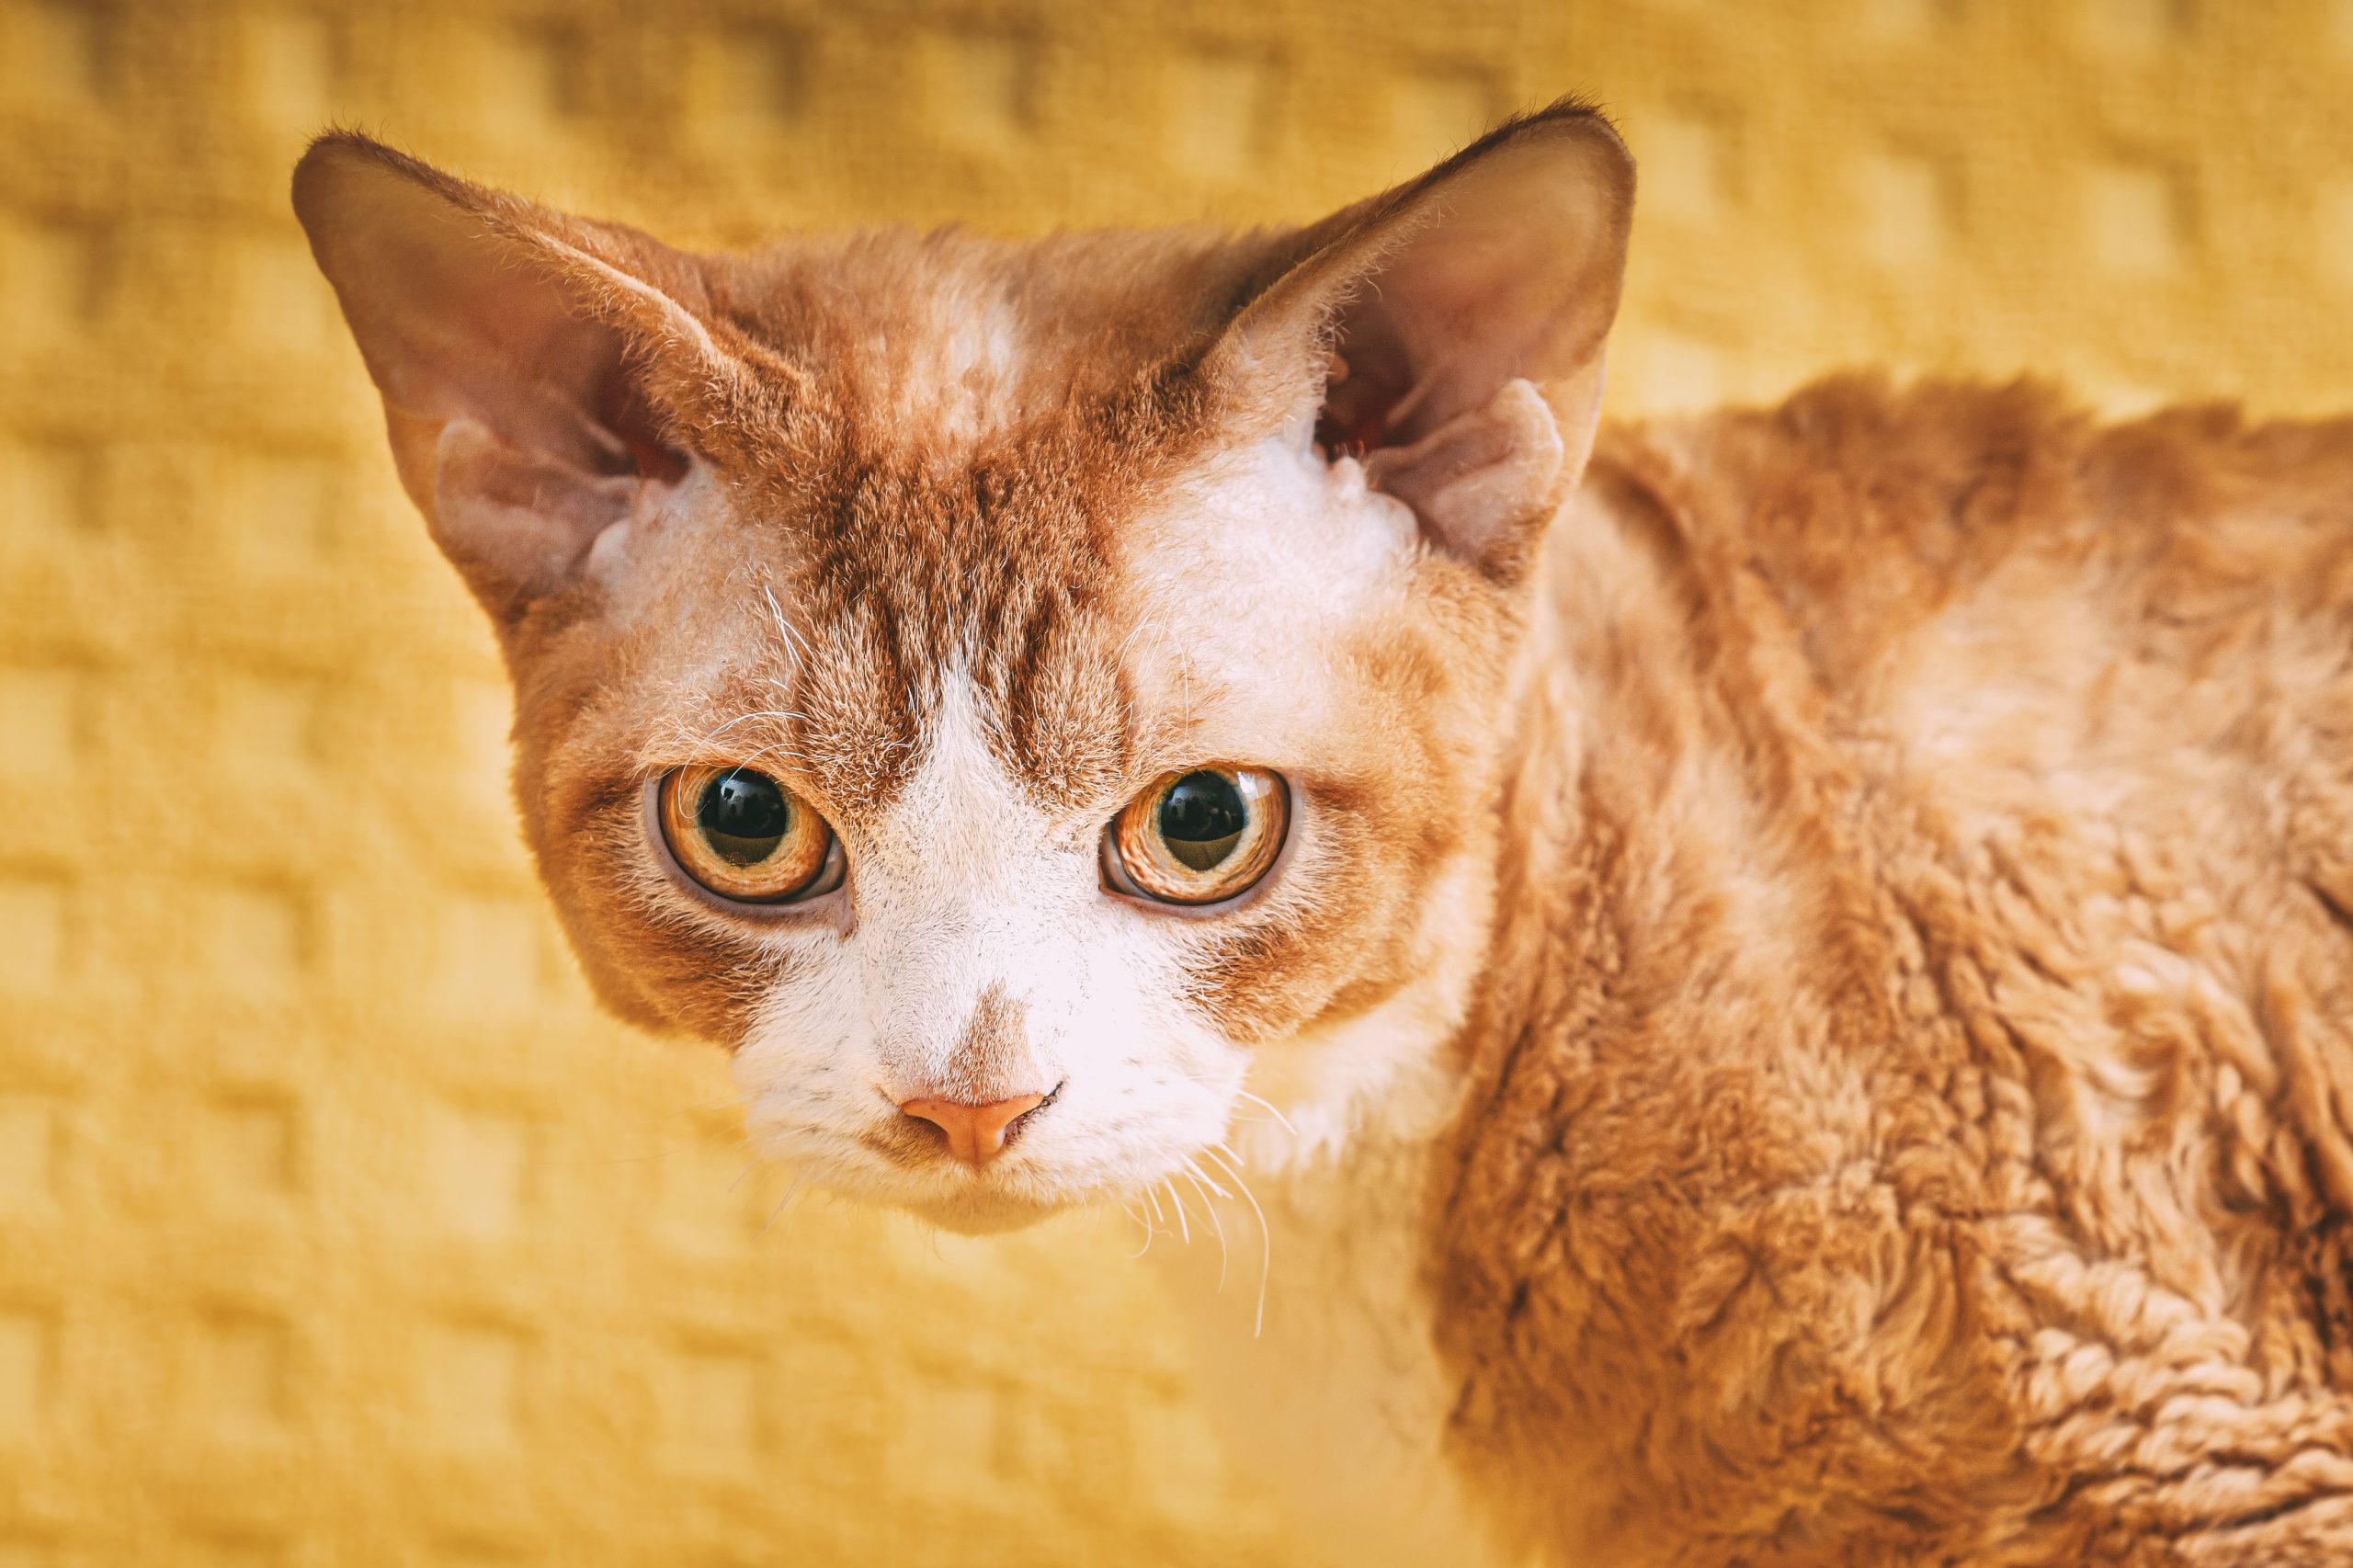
[[756, 1168, 813, 1238], [1124, 1199, 1156, 1259], [1182, 1163, 1231, 1291], [1182, 1154, 1233, 1201], [1158, 1073, 1298, 1145], [1233, 1090, 1299, 1138], [722, 736, 815, 774], [1203, 1143, 1271, 1337], [688, 709, 811, 754], [1165, 1178, 1192, 1247], [1112, 616, 1159, 665], [762, 585, 814, 666]]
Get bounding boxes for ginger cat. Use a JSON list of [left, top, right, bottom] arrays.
[[294, 103, 2353, 1565]]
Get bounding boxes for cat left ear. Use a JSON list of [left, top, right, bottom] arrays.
[[1213, 100, 1635, 577]]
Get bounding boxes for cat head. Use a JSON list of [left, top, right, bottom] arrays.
[[292, 104, 1632, 1231]]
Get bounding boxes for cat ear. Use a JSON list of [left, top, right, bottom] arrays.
[[1212, 100, 1634, 576], [292, 133, 727, 625]]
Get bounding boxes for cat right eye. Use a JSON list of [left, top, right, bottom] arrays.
[[657, 765, 844, 906]]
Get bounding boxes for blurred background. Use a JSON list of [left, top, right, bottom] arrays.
[[3, 0, 2351, 1562]]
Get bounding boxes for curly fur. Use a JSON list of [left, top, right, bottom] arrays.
[[1438, 376, 2353, 1564]]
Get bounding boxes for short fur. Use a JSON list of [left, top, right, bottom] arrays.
[[295, 106, 2353, 1564]]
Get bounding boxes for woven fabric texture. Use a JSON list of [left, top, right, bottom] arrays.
[[1, 1, 2347, 1562]]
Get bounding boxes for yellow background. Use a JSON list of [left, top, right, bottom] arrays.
[[3, 0, 2351, 1562]]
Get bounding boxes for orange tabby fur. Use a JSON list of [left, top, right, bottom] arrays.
[[293, 107, 2353, 1564], [1448, 380, 2353, 1563]]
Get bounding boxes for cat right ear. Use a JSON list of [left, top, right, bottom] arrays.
[[292, 133, 728, 626]]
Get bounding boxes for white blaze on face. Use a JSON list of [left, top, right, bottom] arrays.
[[732, 677, 1246, 1226]]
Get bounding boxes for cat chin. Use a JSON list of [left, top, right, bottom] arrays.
[[895, 1187, 1072, 1236]]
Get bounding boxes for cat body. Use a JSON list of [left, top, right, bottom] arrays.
[[293, 105, 2353, 1564], [1454, 388, 2353, 1565]]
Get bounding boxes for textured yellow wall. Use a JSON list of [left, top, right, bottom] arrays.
[[2, 1, 2350, 1563]]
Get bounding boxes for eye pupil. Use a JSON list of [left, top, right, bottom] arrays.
[[1157, 770, 1247, 871], [699, 770, 791, 865]]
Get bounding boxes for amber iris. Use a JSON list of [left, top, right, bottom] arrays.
[[659, 766, 837, 903], [1107, 767, 1288, 904]]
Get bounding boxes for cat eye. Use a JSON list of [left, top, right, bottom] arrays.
[[658, 765, 843, 905], [1103, 767, 1289, 906]]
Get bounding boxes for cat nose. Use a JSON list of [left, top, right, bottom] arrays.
[[898, 1092, 1048, 1168]]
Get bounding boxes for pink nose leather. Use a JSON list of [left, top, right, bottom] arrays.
[[899, 1093, 1047, 1168]]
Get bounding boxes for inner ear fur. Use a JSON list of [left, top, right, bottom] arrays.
[[291, 133, 724, 622], [1212, 99, 1636, 573]]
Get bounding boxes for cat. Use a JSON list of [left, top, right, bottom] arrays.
[[292, 100, 2353, 1565]]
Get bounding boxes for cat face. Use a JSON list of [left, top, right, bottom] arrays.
[[511, 402, 1526, 1231], [294, 107, 1632, 1229]]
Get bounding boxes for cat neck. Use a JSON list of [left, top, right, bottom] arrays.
[[1415, 449, 1700, 1187]]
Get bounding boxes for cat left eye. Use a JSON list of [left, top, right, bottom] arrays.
[[1103, 767, 1290, 907], [658, 765, 843, 905]]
